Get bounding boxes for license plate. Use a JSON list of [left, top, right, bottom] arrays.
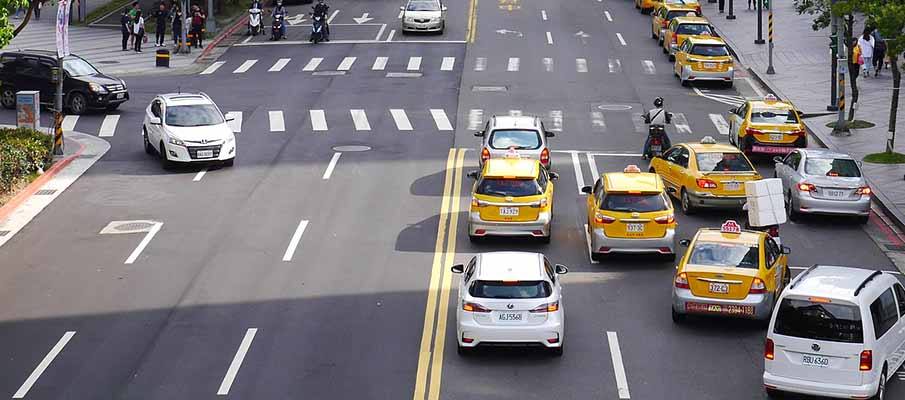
[[724, 182, 741, 191], [801, 354, 830, 368], [685, 302, 754, 316], [752, 145, 793, 154], [116, 93, 125, 99], [650, 145, 662, 152], [499, 207, 519, 216], [769, 133, 784, 141], [824, 189, 846, 198], [626, 223, 644, 233], [498, 313, 523, 321], [704, 62, 717, 69], [196, 150, 214, 158], [709, 282, 729, 294]]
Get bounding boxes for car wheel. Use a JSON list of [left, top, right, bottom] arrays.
[[1, 87, 16, 109], [159, 141, 173, 170], [668, 54, 675, 62], [681, 188, 695, 215], [591, 252, 603, 262], [870, 368, 886, 400], [663, 252, 676, 261], [765, 388, 784, 399], [456, 344, 471, 356], [724, 80, 734, 89], [439, 21, 445, 34], [671, 307, 686, 323], [143, 128, 154, 155], [729, 123, 736, 144], [651, 27, 657, 39], [550, 343, 563, 357], [468, 234, 480, 243], [67, 92, 88, 115], [786, 192, 799, 222]]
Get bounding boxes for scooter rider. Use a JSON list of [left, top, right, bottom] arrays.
[[313, 0, 330, 40], [642, 97, 672, 158], [272, 0, 288, 39], [248, 0, 263, 35]]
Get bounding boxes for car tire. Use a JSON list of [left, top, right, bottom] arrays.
[[870, 368, 886, 400], [663, 252, 676, 261], [651, 28, 657, 39], [223, 158, 235, 167], [856, 215, 870, 224], [591, 252, 604, 262], [681, 188, 695, 215], [668, 54, 675, 62], [456, 344, 471, 356], [765, 388, 784, 399], [786, 192, 799, 222], [671, 307, 686, 323], [724, 81, 734, 89], [550, 343, 563, 357], [1, 87, 16, 109], [67, 92, 88, 115], [439, 22, 445, 34], [159, 141, 173, 170], [143, 128, 154, 155], [468, 234, 480, 243]]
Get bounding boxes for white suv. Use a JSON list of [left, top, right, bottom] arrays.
[[142, 93, 236, 169], [764, 265, 905, 400]]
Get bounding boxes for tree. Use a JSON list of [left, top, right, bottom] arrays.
[[0, 0, 39, 49], [865, 1, 905, 153]]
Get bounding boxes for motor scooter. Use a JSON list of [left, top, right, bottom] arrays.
[[310, 12, 326, 43], [271, 14, 284, 41], [642, 112, 673, 159], [248, 8, 262, 36]]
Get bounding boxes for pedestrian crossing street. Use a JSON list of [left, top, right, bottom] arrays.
[[199, 56, 666, 75]]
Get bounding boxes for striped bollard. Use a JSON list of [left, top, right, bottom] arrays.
[[52, 112, 63, 155], [766, 10, 775, 74]]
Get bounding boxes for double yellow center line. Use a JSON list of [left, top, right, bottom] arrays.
[[466, 0, 479, 43], [413, 149, 465, 400]]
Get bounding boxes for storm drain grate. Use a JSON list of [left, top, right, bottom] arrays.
[[34, 189, 57, 196], [0, 231, 9, 237], [112, 222, 154, 233], [386, 72, 422, 78], [312, 71, 347, 76], [885, 244, 905, 252]]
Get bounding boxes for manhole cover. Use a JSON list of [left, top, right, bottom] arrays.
[[597, 104, 633, 111], [332, 145, 371, 152], [113, 222, 155, 232]]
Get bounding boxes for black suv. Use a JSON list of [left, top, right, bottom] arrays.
[[0, 50, 129, 114]]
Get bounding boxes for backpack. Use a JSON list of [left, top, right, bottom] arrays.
[[192, 14, 202, 26]]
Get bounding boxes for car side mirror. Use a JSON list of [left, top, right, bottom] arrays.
[[466, 171, 479, 179], [773, 156, 784, 164], [679, 239, 691, 247], [554, 264, 569, 274], [666, 187, 677, 194], [545, 131, 555, 137], [451, 264, 464, 273], [474, 130, 485, 137], [581, 185, 592, 194], [149, 116, 162, 125], [781, 246, 791, 255], [549, 172, 559, 180], [400, 5, 405, 10], [441, 5, 447, 11]]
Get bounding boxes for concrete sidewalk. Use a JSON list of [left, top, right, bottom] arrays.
[[705, 0, 905, 231]]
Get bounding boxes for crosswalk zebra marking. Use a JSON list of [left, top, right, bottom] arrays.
[[62, 115, 78, 132], [233, 59, 258, 73], [407, 56, 422, 71], [576, 58, 588, 73], [337, 57, 357, 71], [441, 57, 455, 71], [269, 111, 285, 132], [709, 113, 730, 135], [672, 112, 692, 134], [302, 57, 323, 71], [508, 57, 520, 72], [351, 109, 371, 131], [225, 112, 242, 133], [549, 110, 563, 131], [642, 60, 656, 75], [98, 115, 119, 137], [543, 57, 553, 72], [467, 109, 484, 131], [200, 61, 225, 75], [474, 57, 486, 71], [390, 109, 413, 131], [608, 58, 622, 73], [590, 111, 606, 131], [310, 110, 328, 131], [430, 109, 453, 131], [269, 58, 291, 72], [372, 57, 388, 70]]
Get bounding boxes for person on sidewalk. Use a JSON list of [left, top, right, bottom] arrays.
[[191, 5, 206, 48], [851, 40, 863, 78], [34, 0, 42, 20], [857, 29, 875, 78], [154, 3, 169, 47], [128, 2, 141, 50], [172, 6, 183, 46], [133, 11, 146, 52], [872, 28, 886, 77], [120, 10, 132, 51]]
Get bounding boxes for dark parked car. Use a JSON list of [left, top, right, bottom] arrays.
[[0, 50, 129, 114]]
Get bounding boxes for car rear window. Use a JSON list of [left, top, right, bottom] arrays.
[[476, 178, 542, 197], [774, 298, 863, 343], [688, 241, 759, 268], [695, 152, 754, 172], [600, 193, 668, 213], [469, 280, 552, 299], [676, 24, 713, 35], [489, 129, 542, 150], [667, 11, 696, 20], [689, 44, 730, 57], [804, 158, 861, 177], [165, 104, 224, 127], [750, 109, 800, 124]]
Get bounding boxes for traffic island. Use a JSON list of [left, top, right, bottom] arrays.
[[864, 152, 905, 165]]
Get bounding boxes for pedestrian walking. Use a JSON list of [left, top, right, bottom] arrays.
[[172, 6, 183, 46], [34, 0, 42, 20], [747, 0, 753, 10], [120, 10, 132, 51], [872, 28, 887, 77], [154, 3, 169, 47], [133, 10, 146, 52], [858, 29, 875, 78]]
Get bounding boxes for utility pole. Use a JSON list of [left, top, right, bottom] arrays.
[[832, 11, 848, 135], [206, 0, 216, 35], [755, 0, 765, 44], [179, 0, 190, 54], [53, 0, 71, 155], [828, 0, 839, 111]]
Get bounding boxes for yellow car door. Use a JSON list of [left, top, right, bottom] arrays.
[[728, 102, 749, 147]]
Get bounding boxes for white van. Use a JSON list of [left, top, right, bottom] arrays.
[[763, 265, 905, 400]]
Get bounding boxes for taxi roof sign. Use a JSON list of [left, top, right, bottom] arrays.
[[686, 11, 696, 16], [764, 94, 778, 102], [700, 136, 717, 144], [720, 220, 742, 234], [623, 164, 641, 173]]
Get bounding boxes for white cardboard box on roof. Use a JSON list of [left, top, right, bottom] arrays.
[[745, 178, 783, 197], [749, 207, 786, 227], [745, 178, 786, 226]]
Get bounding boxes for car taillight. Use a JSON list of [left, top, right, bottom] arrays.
[[790, 130, 806, 137], [651, 138, 662, 145], [481, 147, 490, 162], [857, 187, 872, 195], [696, 178, 718, 189], [674, 272, 689, 289], [798, 182, 816, 192], [530, 301, 559, 313], [765, 339, 775, 360], [745, 127, 762, 136], [462, 302, 491, 313], [695, 6, 701, 14], [540, 148, 550, 165], [654, 214, 675, 224], [860, 350, 872, 371], [661, 20, 668, 28], [671, 32, 678, 43], [767, 226, 779, 237], [595, 213, 616, 224], [749, 277, 766, 294]]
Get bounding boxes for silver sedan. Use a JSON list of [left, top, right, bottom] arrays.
[[401, 0, 447, 34], [773, 148, 871, 223]]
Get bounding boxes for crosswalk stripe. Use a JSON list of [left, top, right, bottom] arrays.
[[337, 57, 357, 71], [431, 109, 453, 131], [372, 57, 388, 70], [543, 57, 553, 72], [233, 59, 258, 73], [441, 57, 455, 71], [709, 113, 730, 135], [509, 110, 523, 117], [310, 110, 327, 131], [269, 58, 291, 72], [590, 111, 606, 131], [672, 112, 692, 134], [508, 57, 520, 72], [225, 112, 242, 133], [407, 56, 422, 71], [98, 115, 119, 137], [549, 110, 563, 131], [269, 111, 285, 132], [474, 57, 486, 71], [200, 61, 225, 75], [351, 109, 371, 131], [62, 115, 78, 132], [467, 109, 484, 131], [302, 57, 323, 71], [576, 58, 588, 73], [390, 109, 413, 131], [642, 60, 656, 75], [608, 58, 621, 73]]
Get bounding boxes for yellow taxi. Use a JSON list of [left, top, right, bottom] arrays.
[[467, 152, 558, 243], [581, 165, 676, 261], [636, 0, 701, 15], [674, 35, 734, 87], [663, 16, 715, 60], [649, 136, 762, 214], [728, 94, 807, 155], [651, 3, 701, 44], [671, 220, 791, 322]]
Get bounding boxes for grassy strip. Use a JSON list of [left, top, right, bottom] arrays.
[[864, 152, 905, 164], [0, 127, 53, 197]]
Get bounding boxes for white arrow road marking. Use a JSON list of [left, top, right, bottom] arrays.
[[62, 115, 78, 132], [441, 57, 455, 71], [193, 169, 207, 182], [233, 59, 257, 73], [709, 113, 730, 135], [616, 33, 626, 46], [474, 57, 486, 71], [353, 12, 374, 24], [591, 111, 606, 131], [608, 58, 621, 73], [13, 331, 76, 399], [337, 57, 357, 71], [200, 61, 225, 74], [286, 13, 306, 25], [508, 57, 520, 72], [225, 112, 242, 133], [302, 57, 323, 71], [570, 151, 586, 194], [98, 115, 119, 137], [269, 111, 285, 132], [575, 31, 590, 38], [468, 109, 484, 131], [546, 31, 553, 44], [605, 11, 613, 21], [407, 56, 422, 71], [322, 152, 341, 180], [431, 109, 453, 131], [327, 9, 340, 23], [351, 109, 371, 131], [269, 58, 291, 72], [549, 110, 563, 132], [576, 58, 588, 73], [672, 112, 692, 134], [124, 222, 163, 264], [217, 328, 258, 395], [310, 110, 327, 131], [372, 56, 388, 70], [541, 10, 547, 20], [584, 224, 599, 264], [390, 109, 413, 131], [495, 29, 523, 36], [642, 60, 656, 75], [607, 331, 631, 399], [543, 57, 553, 72]]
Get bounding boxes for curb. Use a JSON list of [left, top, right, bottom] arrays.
[[0, 139, 85, 223], [197, 13, 250, 62]]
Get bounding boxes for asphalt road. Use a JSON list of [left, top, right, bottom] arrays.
[[0, 0, 903, 399]]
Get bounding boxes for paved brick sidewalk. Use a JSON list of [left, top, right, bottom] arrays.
[[704, 0, 905, 230]]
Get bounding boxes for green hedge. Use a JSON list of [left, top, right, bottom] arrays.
[[0, 127, 53, 194]]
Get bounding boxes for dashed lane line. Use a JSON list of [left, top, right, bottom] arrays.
[[608, 58, 622, 73], [576, 58, 588, 73], [269, 111, 285, 132], [605, 10, 613, 21], [337, 57, 357, 71], [709, 113, 730, 135], [282, 221, 309, 261], [607, 331, 632, 399], [269, 58, 291, 72], [386, 29, 396, 41], [546, 31, 553, 45], [549, 110, 563, 131], [233, 59, 258, 73], [200, 61, 225, 74], [310, 110, 328, 131], [322, 152, 341, 180], [672, 112, 692, 134], [543, 57, 553, 72], [13, 331, 76, 399], [302, 57, 323, 71], [217, 328, 258, 395], [616, 33, 627, 46], [390, 109, 413, 131], [508, 57, 520, 72], [98, 115, 119, 137], [193, 169, 207, 182], [642, 60, 655, 75], [474, 57, 486, 71], [351, 109, 371, 131], [407, 56, 422, 71], [327, 9, 339, 23], [590, 111, 606, 131], [467, 109, 484, 131], [541, 10, 547, 20], [62, 115, 78, 132]]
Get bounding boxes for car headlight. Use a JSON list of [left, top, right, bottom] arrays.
[[119, 79, 127, 90], [167, 136, 185, 146], [405, 16, 415, 22], [88, 83, 108, 94]]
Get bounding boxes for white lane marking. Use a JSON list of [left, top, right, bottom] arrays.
[[407, 56, 422, 71], [441, 57, 455, 71], [124, 222, 162, 264], [269, 58, 291, 72], [310, 110, 327, 131], [398, 9, 404, 18], [587, 153, 600, 185], [607, 331, 631, 399], [327, 9, 339, 23], [390, 109, 413, 131], [541, 10, 547, 20], [543, 57, 553, 72], [386, 29, 396, 41], [200, 61, 226, 74], [374, 23, 387, 41], [604, 11, 613, 21], [584, 224, 599, 264], [337, 57, 357, 71], [193, 169, 207, 182], [468, 109, 484, 131], [642, 60, 656, 75], [570, 151, 586, 195], [591, 111, 606, 131], [225, 112, 242, 133], [13, 331, 76, 399], [576, 58, 588, 73], [555, 150, 644, 157], [509, 110, 523, 117], [282, 220, 310, 261], [608, 58, 621, 73], [233, 59, 258, 73], [672, 112, 692, 134], [549, 110, 563, 132], [507, 57, 520, 72], [217, 328, 258, 395], [351, 109, 371, 131], [269, 111, 285, 132], [322, 152, 342, 180], [372, 56, 388, 70], [98, 115, 119, 137], [709, 113, 730, 135], [62, 115, 78, 132], [616, 33, 626, 46], [242, 36, 252, 44], [631, 112, 646, 133], [474, 57, 486, 71], [302, 57, 323, 71], [430, 109, 453, 131], [546, 31, 553, 44]]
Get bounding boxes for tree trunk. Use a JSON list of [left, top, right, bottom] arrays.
[[887, 53, 900, 153], [846, 15, 858, 122], [12, 1, 39, 38]]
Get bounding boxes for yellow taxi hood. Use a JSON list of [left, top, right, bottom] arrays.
[[663, 4, 699, 12], [603, 172, 663, 193], [482, 158, 540, 179]]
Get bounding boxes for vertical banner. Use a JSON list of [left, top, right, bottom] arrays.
[[56, 0, 70, 58]]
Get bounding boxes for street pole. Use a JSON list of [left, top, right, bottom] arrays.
[[828, 0, 839, 111], [833, 13, 848, 135], [727, 0, 736, 19], [766, 1, 775, 74], [755, 0, 765, 44], [206, 0, 216, 36], [53, 56, 63, 155], [180, 0, 190, 54]]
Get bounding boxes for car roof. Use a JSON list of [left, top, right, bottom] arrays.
[[2, 50, 85, 61], [686, 35, 727, 45], [158, 93, 214, 106], [603, 172, 663, 193], [787, 265, 898, 302], [672, 16, 709, 24], [482, 158, 541, 179], [476, 252, 545, 281], [747, 99, 796, 110], [683, 141, 741, 153], [696, 228, 763, 245], [489, 115, 541, 130], [797, 148, 853, 160]]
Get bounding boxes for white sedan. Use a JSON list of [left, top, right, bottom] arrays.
[[400, 0, 447, 34], [142, 92, 236, 169]]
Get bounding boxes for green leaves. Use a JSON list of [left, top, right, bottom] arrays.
[[0, 1, 36, 49], [0, 127, 53, 193]]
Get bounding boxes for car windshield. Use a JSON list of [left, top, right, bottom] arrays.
[[750, 109, 800, 124], [165, 104, 224, 127], [676, 24, 713, 35], [696, 152, 754, 172], [601, 193, 667, 212], [774, 298, 863, 343], [805, 158, 861, 177], [63, 58, 99, 77], [688, 241, 760, 268], [407, 1, 439, 11], [476, 178, 542, 197], [689, 44, 729, 57], [489, 129, 541, 150], [469, 280, 552, 299]]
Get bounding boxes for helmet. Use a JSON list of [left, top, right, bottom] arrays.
[[276, 0, 282, 5], [653, 97, 664, 108]]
